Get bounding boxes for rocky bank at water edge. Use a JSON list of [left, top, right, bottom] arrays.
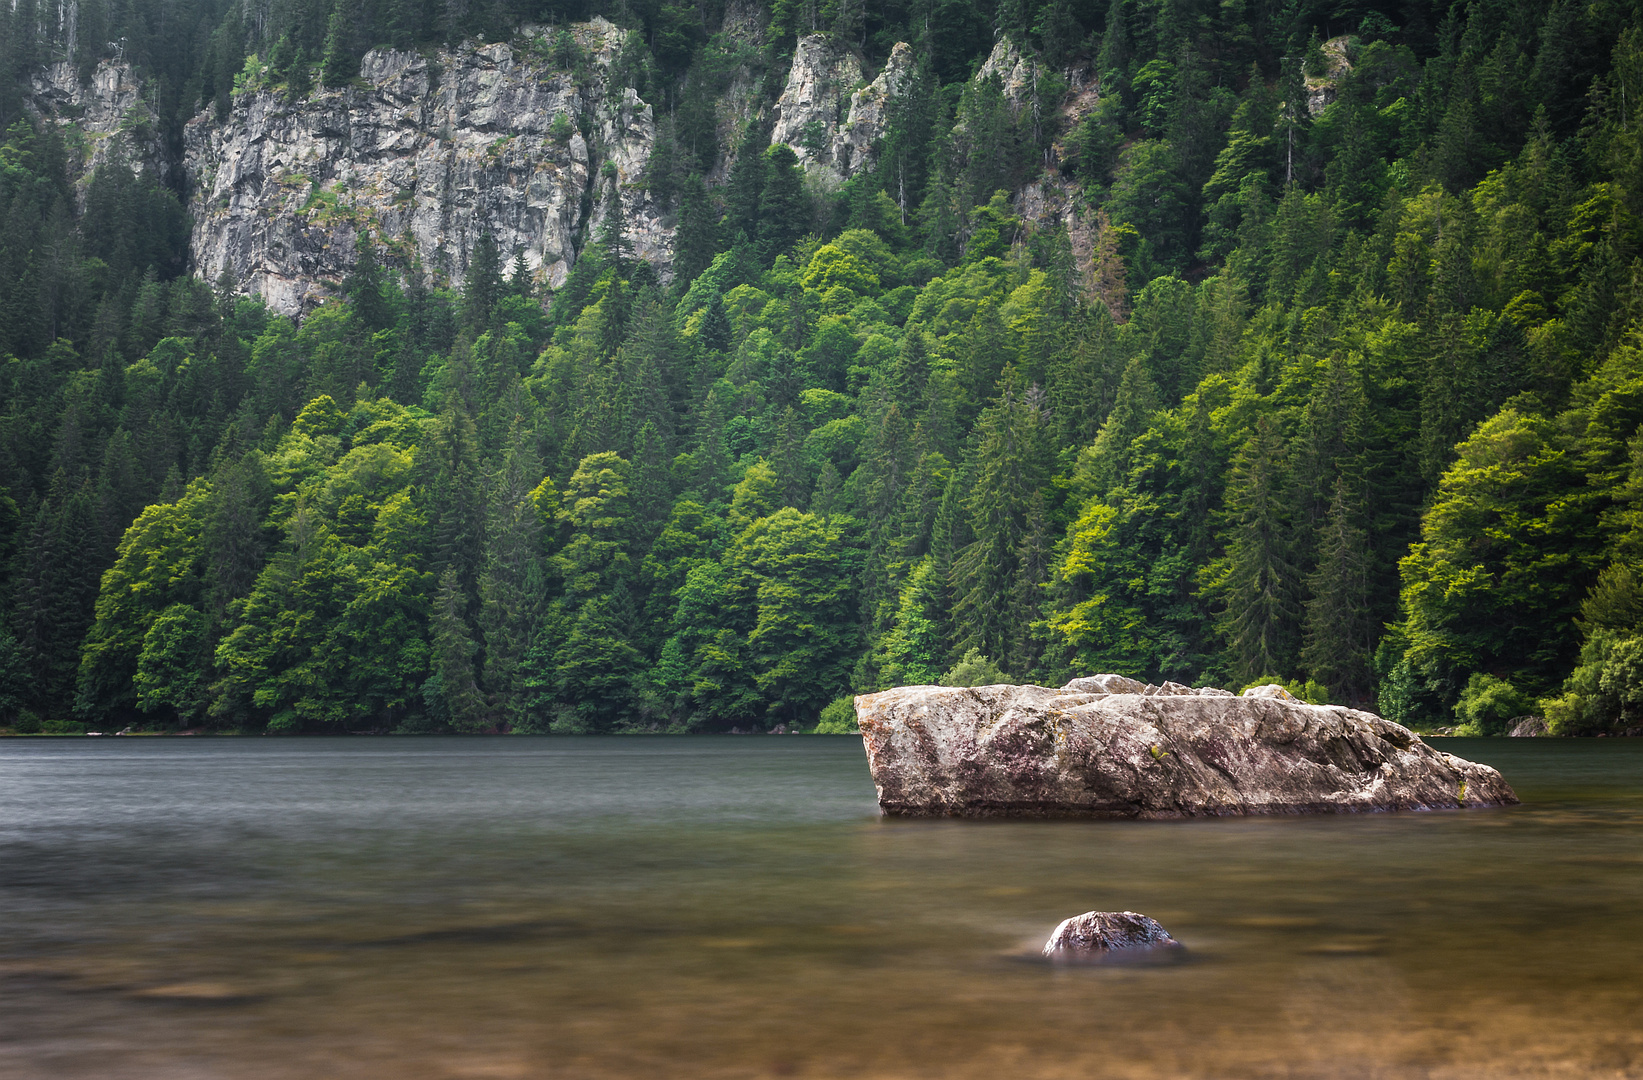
[[855, 676, 1518, 817]]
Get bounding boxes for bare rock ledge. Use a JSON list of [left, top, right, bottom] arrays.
[[854, 679, 1518, 817]]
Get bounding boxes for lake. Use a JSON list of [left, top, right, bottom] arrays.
[[1, 736, 1640, 1079]]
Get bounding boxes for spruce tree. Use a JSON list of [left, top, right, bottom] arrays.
[[462, 232, 503, 332], [757, 144, 808, 264], [1087, 357, 1160, 494], [432, 566, 488, 731], [1207, 415, 1300, 683], [1301, 478, 1375, 704], [950, 368, 1051, 666]]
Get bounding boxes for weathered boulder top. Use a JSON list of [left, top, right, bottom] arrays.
[[855, 677, 1518, 818], [1043, 911, 1183, 959]]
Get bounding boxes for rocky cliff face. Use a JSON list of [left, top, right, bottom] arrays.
[[26, 24, 1107, 317], [182, 19, 669, 315], [28, 59, 172, 201], [770, 34, 864, 174], [831, 42, 915, 179], [769, 37, 914, 181], [1304, 36, 1353, 118]]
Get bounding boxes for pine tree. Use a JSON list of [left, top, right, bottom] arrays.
[[950, 368, 1052, 666], [462, 232, 503, 332], [1206, 415, 1300, 683], [699, 292, 733, 354], [958, 298, 1011, 426], [1301, 478, 1375, 704], [13, 471, 105, 714], [479, 423, 546, 728], [1087, 357, 1159, 494], [344, 230, 391, 333], [431, 565, 488, 731], [723, 125, 769, 245], [757, 144, 808, 264], [320, 0, 362, 88], [671, 174, 722, 290]]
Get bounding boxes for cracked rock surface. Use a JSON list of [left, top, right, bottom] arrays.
[[183, 19, 669, 315], [855, 680, 1518, 817]]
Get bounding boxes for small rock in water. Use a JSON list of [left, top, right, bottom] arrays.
[[1043, 911, 1183, 961]]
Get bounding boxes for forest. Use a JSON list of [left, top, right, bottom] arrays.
[[2, 0, 1643, 735]]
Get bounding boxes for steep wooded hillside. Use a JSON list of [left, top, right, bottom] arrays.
[[3, 0, 1642, 736]]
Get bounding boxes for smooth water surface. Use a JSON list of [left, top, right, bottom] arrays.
[[2, 736, 1640, 1079]]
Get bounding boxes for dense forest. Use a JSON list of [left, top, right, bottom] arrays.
[[2, 0, 1643, 735]]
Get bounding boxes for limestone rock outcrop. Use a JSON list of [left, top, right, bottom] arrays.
[[768, 37, 917, 181], [1043, 911, 1183, 960], [29, 59, 172, 200], [974, 36, 1040, 109], [770, 34, 864, 174], [1303, 36, 1353, 118], [829, 42, 915, 177], [181, 20, 669, 315], [855, 679, 1519, 818]]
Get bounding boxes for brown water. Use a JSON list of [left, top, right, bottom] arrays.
[[1, 736, 1640, 1080]]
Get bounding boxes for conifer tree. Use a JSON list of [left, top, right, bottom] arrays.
[[462, 232, 503, 332], [1205, 415, 1300, 683], [671, 174, 722, 289], [757, 144, 808, 264], [1087, 357, 1159, 494], [723, 125, 769, 245], [432, 565, 488, 731], [950, 368, 1051, 666], [1301, 478, 1374, 703], [320, 0, 362, 88], [479, 424, 546, 727]]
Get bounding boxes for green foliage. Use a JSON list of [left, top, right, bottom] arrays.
[[1543, 632, 1643, 735], [9, 0, 1643, 738], [1237, 677, 1332, 705], [1453, 674, 1531, 736], [939, 648, 1010, 687], [813, 694, 859, 733]]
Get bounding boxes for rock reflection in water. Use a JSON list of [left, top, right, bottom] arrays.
[[0, 737, 1640, 1078]]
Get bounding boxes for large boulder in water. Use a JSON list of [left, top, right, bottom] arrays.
[[854, 680, 1518, 817]]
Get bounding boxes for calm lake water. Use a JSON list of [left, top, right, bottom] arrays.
[[1, 736, 1640, 1079]]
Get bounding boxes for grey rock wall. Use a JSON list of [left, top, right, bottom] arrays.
[[770, 34, 864, 174], [768, 36, 915, 182], [182, 19, 670, 315], [29, 59, 172, 202]]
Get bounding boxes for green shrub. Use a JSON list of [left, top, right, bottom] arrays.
[[1454, 673, 1532, 735], [1543, 631, 1643, 735], [938, 648, 1010, 687], [1240, 676, 1333, 705], [813, 695, 859, 734]]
